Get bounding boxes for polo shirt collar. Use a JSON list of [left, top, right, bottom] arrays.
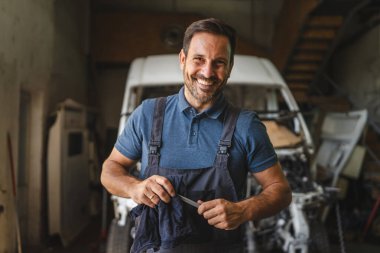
[[177, 86, 228, 119]]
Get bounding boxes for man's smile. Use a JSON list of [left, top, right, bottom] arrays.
[[192, 76, 219, 92]]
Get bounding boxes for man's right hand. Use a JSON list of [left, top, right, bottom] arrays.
[[101, 148, 176, 208], [130, 175, 176, 208]]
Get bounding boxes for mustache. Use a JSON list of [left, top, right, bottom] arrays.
[[194, 74, 219, 83]]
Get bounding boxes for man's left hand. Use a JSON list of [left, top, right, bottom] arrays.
[[197, 199, 245, 230]]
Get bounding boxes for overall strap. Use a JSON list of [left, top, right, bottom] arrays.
[[218, 106, 240, 155], [215, 105, 240, 169], [148, 97, 167, 167]]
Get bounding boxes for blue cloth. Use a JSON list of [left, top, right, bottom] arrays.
[[115, 87, 277, 197], [129, 177, 193, 253]]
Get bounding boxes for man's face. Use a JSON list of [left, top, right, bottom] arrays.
[[179, 32, 233, 111]]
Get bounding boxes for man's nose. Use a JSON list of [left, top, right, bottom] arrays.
[[200, 62, 215, 78]]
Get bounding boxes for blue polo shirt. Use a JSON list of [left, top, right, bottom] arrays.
[[115, 87, 277, 194]]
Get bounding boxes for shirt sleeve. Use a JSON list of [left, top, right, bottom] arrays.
[[243, 112, 278, 173], [115, 103, 144, 161]]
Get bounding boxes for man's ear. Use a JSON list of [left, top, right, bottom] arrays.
[[227, 60, 234, 78], [179, 49, 186, 71]]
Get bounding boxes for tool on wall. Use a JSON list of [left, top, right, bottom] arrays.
[[7, 132, 22, 253]]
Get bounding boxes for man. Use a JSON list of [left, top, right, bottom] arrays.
[[101, 18, 292, 252]]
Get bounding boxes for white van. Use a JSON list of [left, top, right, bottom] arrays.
[[106, 54, 331, 253]]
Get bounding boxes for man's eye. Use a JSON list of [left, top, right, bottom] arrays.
[[193, 58, 204, 65], [215, 61, 227, 67]]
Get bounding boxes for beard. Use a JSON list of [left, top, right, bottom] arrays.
[[183, 73, 226, 104]]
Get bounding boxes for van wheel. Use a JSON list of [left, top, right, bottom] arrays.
[[106, 218, 132, 253]]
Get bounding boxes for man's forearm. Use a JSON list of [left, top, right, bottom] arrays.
[[238, 182, 292, 222], [100, 159, 141, 198]]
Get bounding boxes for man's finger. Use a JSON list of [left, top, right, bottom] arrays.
[[150, 183, 171, 203], [198, 199, 219, 215], [154, 176, 176, 197], [202, 207, 219, 220], [142, 194, 156, 208], [207, 215, 222, 226]]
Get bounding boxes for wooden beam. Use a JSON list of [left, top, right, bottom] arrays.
[[91, 11, 268, 64], [92, 12, 199, 63]]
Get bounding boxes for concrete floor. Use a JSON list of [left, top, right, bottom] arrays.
[[36, 217, 105, 253], [32, 217, 380, 253], [331, 242, 380, 253]]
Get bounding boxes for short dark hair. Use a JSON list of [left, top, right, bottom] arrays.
[[183, 18, 236, 63]]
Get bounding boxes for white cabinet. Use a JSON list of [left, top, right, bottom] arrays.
[[47, 99, 90, 246]]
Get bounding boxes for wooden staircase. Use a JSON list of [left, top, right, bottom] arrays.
[[285, 15, 343, 102], [272, 1, 380, 189], [272, 0, 372, 105]]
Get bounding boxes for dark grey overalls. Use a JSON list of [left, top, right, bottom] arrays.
[[132, 97, 244, 253]]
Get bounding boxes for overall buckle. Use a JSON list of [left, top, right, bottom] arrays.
[[149, 145, 160, 155], [218, 145, 229, 155]]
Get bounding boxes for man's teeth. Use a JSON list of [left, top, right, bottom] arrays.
[[197, 79, 212, 85]]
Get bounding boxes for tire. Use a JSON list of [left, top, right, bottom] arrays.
[[106, 218, 133, 253], [309, 221, 330, 253]]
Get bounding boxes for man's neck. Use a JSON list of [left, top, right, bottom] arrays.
[[184, 89, 216, 113]]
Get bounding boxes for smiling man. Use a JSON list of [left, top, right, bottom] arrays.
[[180, 32, 232, 111], [101, 18, 292, 253]]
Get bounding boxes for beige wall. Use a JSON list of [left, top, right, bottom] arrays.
[[333, 25, 380, 126], [95, 67, 128, 130], [0, 0, 89, 251], [0, 1, 54, 251]]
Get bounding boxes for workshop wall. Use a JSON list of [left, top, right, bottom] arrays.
[[0, 1, 54, 251], [95, 67, 128, 139], [332, 24, 380, 127], [0, 0, 89, 251], [47, 0, 89, 111], [93, 0, 284, 52]]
